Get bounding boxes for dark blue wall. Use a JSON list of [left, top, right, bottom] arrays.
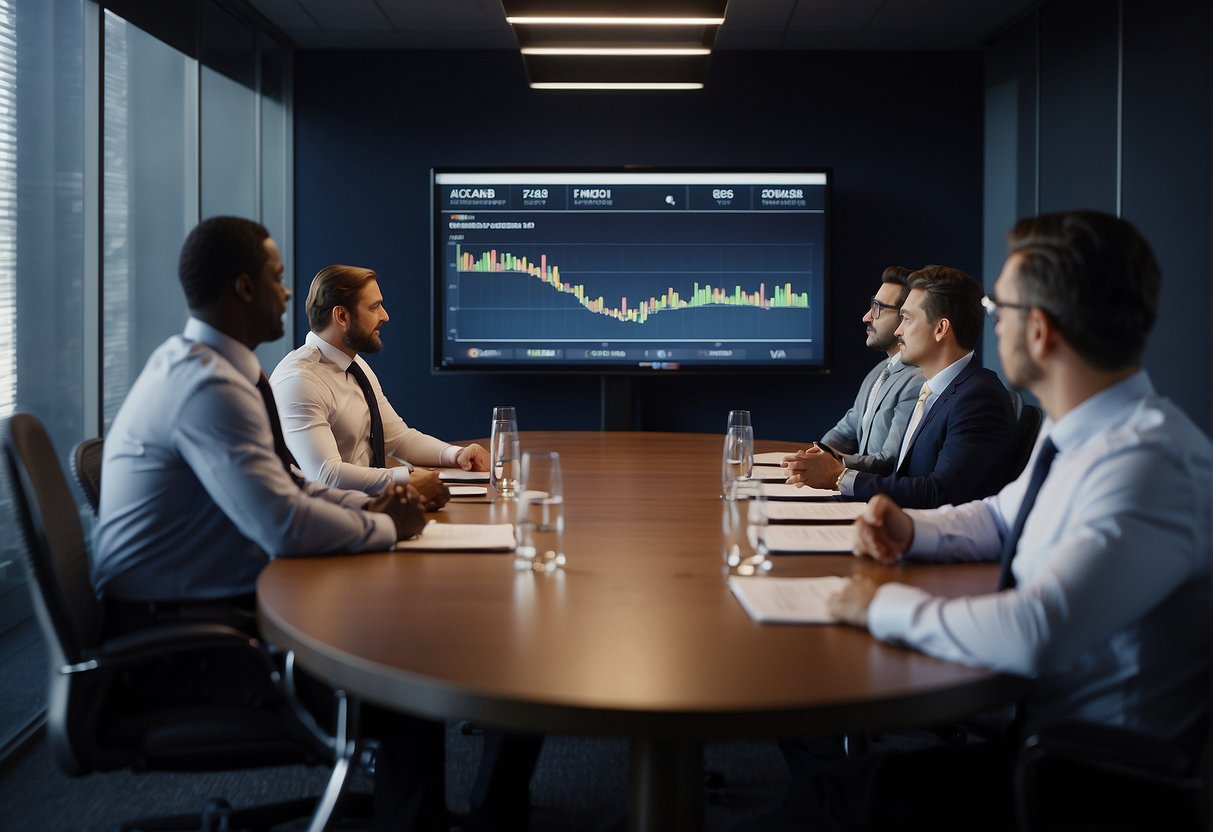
[[294, 49, 983, 442]]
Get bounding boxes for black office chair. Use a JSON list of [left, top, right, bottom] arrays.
[[69, 436, 103, 515], [1015, 720, 1208, 831], [0, 413, 364, 832]]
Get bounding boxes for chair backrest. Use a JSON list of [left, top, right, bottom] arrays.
[[1010, 403, 1043, 480], [70, 437, 104, 515], [0, 414, 104, 665]]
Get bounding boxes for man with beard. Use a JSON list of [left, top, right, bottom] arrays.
[[790, 211, 1210, 830], [784, 266, 924, 477], [271, 264, 537, 830], [784, 265, 1017, 508], [271, 264, 487, 509]]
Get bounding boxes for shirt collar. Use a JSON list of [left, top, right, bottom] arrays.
[[1045, 369, 1154, 454], [306, 330, 355, 371], [923, 351, 974, 395], [887, 352, 905, 370], [184, 317, 262, 385]]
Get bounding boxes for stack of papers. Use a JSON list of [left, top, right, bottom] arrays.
[[437, 468, 490, 483], [766, 502, 867, 523], [750, 465, 789, 483], [764, 525, 854, 553], [728, 576, 849, 624], [754, 451, 797, 465], [394, 521, 515, 552], [761, 483, 841, 500]]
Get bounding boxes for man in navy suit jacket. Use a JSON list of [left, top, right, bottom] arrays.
[[786, 266, 1016, 508]]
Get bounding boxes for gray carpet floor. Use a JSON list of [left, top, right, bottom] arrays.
[[0, 724, 791, 831]]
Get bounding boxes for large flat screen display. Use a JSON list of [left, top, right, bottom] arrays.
[[432, 169, 829, 372]]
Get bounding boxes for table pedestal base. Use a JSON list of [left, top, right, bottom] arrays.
[[628, 737, 704, 831]]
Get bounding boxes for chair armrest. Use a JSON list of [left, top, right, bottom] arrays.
[[80, 622, 277, 678], [1021, 720, 1199, 784]]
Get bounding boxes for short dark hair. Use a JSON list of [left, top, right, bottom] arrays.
[[306, 265, 378, 332], [881, 265, 915, 307], [1007, 211, 1159, 371], [178, 216, 270, 311], [907, 265, 984, 351]]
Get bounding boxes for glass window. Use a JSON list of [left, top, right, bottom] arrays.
[[101, 9, 195, 427], [0, 0, 85, 753]]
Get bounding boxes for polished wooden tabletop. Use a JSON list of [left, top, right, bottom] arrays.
[[258, 431, 1024, 739]]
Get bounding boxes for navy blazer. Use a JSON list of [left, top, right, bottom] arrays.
[[849, 357, 1017, 509]]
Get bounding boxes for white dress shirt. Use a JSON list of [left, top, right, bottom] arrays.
[[93, 318, 397, 602], [868, 371, 1211, 740], [270, 331, 459, 493]]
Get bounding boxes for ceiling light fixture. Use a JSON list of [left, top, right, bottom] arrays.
[[529, 82, 706, 90], [507, 16, 724, 26], [520, 47, 711, 56]]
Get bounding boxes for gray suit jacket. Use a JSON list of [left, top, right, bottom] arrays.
[[822, 356, 925, 475]]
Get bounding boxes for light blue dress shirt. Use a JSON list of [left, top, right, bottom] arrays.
[[869, 371, 1211, 740], [93, 318, 397, 602]]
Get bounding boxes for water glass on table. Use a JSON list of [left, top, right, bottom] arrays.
[[727, 409, 751, 431], [490, 406, 519, 499], [514, 450, 566, 573], [721, 424, 755, 498], [721, 479, 772, 576]]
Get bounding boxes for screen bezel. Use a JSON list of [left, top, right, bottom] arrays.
[[431, 166, 831, 375]]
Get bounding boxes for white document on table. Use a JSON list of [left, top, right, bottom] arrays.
[[393, 521, 515, 551], [728, 576, 849, 624], [751, 465, 789, 482], [761, 483, 841, 500], [754, 451, 797, 466], [437, 468, 490, 483], [766, 502, 868, 523], [764, 525, 855, 553], [448, 485, 488, 497]]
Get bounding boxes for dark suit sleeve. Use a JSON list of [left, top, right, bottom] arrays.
[[849, 370, 1016, 509]]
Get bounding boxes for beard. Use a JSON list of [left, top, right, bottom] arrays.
[[867, 325, 898, 353], [344, 319, 383, 354]]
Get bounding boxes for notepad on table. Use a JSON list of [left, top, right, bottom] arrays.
[[448, 485, 488, 497], [764, 525, 854, 553], [761, 483, 841, 500], [751, 465, 789, 483], [437, 468, 490, 483], [766, 502, 867, 523], [728, 576, 849, 624], [754, 451, 797, 466], [394, 521, 514, 552]]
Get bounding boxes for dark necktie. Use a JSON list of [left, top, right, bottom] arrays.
[[346, 360, 386, 469], [255, 372, 304, 488], [997, 438, 1058, 590]]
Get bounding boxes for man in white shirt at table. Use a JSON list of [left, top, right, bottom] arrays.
[[777, 211, 1211, 830], [270, 264, 488, 509]]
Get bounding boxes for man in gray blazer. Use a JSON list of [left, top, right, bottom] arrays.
[[792, 267, 925, 476]]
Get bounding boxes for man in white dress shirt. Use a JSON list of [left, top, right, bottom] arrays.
[[271, 264, 487, 510], [775, 211, 1211, 830]]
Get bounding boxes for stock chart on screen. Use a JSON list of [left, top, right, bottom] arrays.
[[432, 170, 829, 372]]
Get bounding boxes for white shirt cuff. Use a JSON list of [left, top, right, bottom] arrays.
[[440, 445, 461, 467], [905, 509, 942, 557], [390, 466, 411, 485], [868, 582, 932, 644]]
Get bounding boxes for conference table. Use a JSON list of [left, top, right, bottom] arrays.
[[258, 431, 1026, 831]]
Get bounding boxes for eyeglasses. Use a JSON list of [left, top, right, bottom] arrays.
[[981, 294, 1033, 321], [869, 298, 900, 320]]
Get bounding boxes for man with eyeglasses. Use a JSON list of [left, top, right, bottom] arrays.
[[779, 212, 1211, 830], [783, 266, 924, 478]]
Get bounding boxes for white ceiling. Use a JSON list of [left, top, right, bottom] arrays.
[[246, 0, 1042, 51]]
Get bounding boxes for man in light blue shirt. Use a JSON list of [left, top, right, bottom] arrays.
[[807, 211, 1210, 829]]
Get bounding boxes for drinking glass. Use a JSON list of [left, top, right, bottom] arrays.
[[721, 479, 772, 576], [721, 424, 755, 498], [727, 409, 751, 431], [490, 409, 520, 499], [514, 451, 565, 573]]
